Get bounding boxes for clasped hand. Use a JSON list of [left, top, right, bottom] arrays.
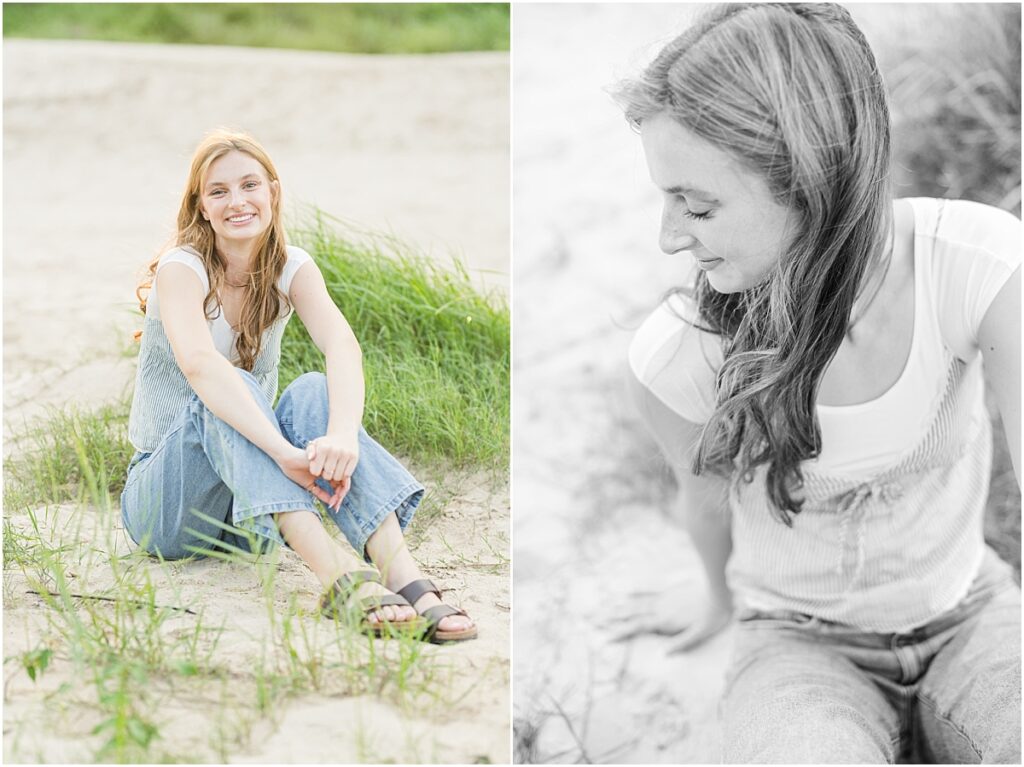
[[276, 434, 360, 512]]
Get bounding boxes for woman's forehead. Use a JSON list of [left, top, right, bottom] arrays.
[[204, 150, 266, 185], [640, 113, 750, 198]]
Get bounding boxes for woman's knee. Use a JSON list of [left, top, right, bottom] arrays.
[[275, 372, 329, 435], [722, 692, 896, 763], [281, 371, 327, 402]]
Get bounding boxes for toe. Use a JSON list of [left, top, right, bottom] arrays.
[[439, 614, 473, 632]]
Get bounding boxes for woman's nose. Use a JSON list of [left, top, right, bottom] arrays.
[[659, 208, 698, 255], [229, 191, 246, 208]]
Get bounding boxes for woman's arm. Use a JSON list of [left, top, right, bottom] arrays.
[[288, 260, 366, 484], [625, 370, 733, 652], [978, 265, 1021, 486], [157, 263, 342, 507]]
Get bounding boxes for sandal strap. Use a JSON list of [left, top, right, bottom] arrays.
[[358, 593, 412, 614], [319, 570, 385, 615], [422, 603, 466, 626], [396, 578, 441, 607], [336, 570, 381, 590]]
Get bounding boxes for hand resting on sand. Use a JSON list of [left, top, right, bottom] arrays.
[[611, 593, 733, 653]]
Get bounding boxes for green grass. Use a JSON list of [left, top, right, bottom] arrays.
[[2, 3, 510, 54], [3, 455, 456, 762], [283, 212, 509, 471], [4, 400, 134, 513]]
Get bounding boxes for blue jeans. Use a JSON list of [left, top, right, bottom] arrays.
[[721, 547, 1021, 764], [120, 370, 424, 560]]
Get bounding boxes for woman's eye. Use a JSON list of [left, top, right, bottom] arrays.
[[244, 181, 259, 189], [683, 208, 713, 221]]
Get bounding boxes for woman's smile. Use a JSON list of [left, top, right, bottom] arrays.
[[200, 150, 277, 252], [695, 253, 724, 271]]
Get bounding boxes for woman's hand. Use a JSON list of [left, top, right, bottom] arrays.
[[665, 596, 733, 653], [276, 446, 348, 511], [611, 592, 733, 653], [306, 433, 360, 485]]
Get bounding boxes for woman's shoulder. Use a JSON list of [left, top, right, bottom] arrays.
[[281, 245, 315, 293], [628, 290, 723, 424], [285, 244, 313, 264], [909, 197, 1020, 357], [910, 197, 1020, 266], [154, 245, 208, 290]]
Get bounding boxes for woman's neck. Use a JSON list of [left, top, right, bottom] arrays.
[[847, 205, 897, 336], [216, 240, 257, 286]]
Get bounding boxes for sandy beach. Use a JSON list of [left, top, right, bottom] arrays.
[[3, 39, 509, 763]]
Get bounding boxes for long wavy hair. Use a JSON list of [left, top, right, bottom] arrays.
[[617, 3, 894, 523], [137, 129, 289, 372]]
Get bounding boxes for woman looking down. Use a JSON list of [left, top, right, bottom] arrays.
[[620, 4, 1020, 762]]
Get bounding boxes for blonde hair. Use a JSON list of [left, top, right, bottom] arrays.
[[617, 4, 894, 521], [137, 128, 289, 372]]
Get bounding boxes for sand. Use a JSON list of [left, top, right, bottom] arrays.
[[511, 6, 731, 762], [3, 39, 509, 763]]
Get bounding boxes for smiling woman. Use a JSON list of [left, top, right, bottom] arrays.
[[126, 128, 478, 645]]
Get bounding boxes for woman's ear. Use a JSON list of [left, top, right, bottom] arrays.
[[271, 179, 280, 200]]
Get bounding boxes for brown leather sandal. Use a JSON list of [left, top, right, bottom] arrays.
[[396, 578, 478, 644], [319, 570, 424, 637]]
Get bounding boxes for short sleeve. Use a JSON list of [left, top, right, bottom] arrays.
[[280, 246, 314, 294], [928, 200, 1021, 360], [628, 292, 724, 424], [149, 246, 209, 320]]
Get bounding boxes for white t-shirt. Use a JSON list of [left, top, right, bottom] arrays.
[[148, 245, 312, 363]]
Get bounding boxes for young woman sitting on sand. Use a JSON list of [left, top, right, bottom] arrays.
[[621, 4, 1019, 762], [121, 129, 476, 644]]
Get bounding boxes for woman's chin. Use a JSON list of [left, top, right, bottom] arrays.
[[706, 269, 743, 295]]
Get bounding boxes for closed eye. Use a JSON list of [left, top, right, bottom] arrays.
[[682, 208, 713, 221]]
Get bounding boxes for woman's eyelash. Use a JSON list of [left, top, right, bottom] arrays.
[[683, 208, 713, 221]]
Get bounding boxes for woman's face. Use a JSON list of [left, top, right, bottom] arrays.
[[199, 150, 278, 251], [640, 112, 793, 294]]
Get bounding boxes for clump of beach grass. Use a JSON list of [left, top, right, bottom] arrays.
[[283, 210, 509, 472], [861, 3, 1021, 214]]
